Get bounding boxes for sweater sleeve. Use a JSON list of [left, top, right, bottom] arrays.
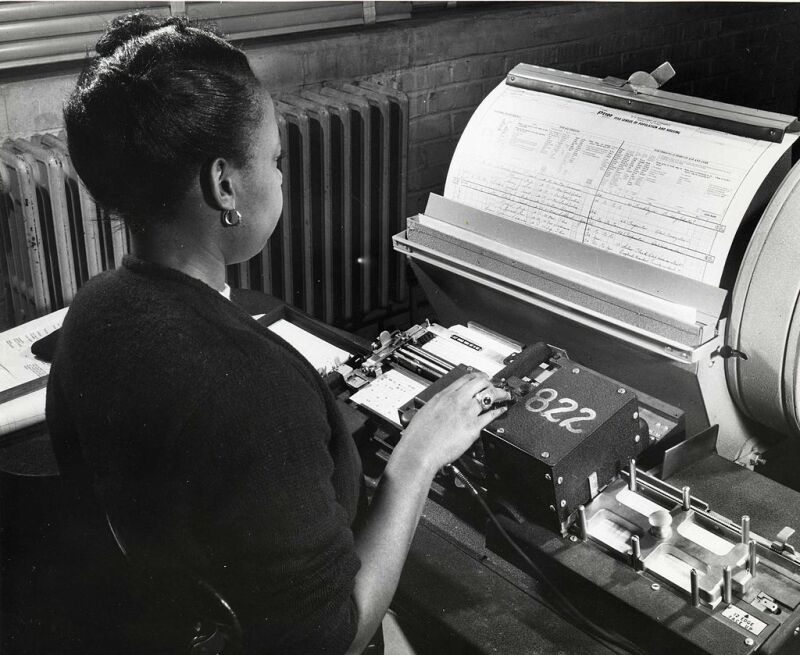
[[175, 354, 361, 655]]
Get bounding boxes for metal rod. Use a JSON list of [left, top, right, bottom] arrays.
[[690, 569, 700, 607], [621, 470, 710, 512], [578, 505, 588, 542], [401, 343, 455, 371], [741, 515, 750, 545], [628, 459, 637, 492], [723, 566, 732, 604], [392, 351, 449, 379], [631, 535, 641, 568], [682, 486, 691, 511], [749, 540, 757, 576]]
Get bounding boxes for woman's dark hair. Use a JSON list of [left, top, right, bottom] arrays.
[[64, 13, 263, 230]]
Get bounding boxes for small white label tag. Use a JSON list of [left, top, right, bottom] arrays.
[[722, 605, 767, 636]]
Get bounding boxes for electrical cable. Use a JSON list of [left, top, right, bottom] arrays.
[[448, 463, 649, 655]]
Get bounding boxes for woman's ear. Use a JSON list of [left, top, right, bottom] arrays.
[[202, 157, 236, 211]]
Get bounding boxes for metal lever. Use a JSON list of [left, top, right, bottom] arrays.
[[628, 62, 676, 90]]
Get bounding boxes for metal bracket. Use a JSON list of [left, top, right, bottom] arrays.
[[772, 526, 797, 556]]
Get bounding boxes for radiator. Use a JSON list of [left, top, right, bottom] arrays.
[[239, 80, 409, 328], [0, 81, 408, 331], [0, 133, 128, 324]]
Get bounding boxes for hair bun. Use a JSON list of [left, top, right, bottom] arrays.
[[95, 12, 178, 57]]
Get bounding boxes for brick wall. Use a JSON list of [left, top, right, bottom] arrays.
[[1, 2, 799, 329]]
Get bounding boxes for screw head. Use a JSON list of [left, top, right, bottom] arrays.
[[560, 500, 566, 508], [549, 505, 556, 512], [545, 473, 552, 481], [557, 476, 563, 485], [497, 428, 505, 434], [744, 638, 754, 646], [569, 535, 579, 543], [633, 411, 639, 419], [635, 434, 641, 443], [651, 583, 660, 591], [572, 367, 580, 374], [794, 626, 800, 636], [541, 451, 550, 458], [617, 388, 626, 394]]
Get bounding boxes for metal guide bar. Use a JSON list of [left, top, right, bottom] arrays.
[[394, 231, 703, 363], [507, 63, 799, 142]]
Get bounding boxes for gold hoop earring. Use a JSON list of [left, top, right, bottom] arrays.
[[221, 209, 242, 227]]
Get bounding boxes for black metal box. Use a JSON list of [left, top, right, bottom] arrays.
[[484, 362, 643, 533]]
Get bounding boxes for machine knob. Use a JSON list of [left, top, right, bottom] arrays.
[[649, 510, 673, 540]]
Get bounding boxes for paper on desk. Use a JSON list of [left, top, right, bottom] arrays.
[[445, 83, 797, 286], [349, 368, 427, 427], [0, 308, 67, 393], [0, 308, 68, 436], [267, 319, 351, 374]]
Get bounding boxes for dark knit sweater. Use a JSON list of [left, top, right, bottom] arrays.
[[46, 256, 363, 654]]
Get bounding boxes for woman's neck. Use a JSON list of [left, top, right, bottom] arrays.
[[130, 225, 228, 293]]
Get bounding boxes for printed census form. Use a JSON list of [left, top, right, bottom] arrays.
[[445, 83, 797, 285], [0, 307, 68, 436]]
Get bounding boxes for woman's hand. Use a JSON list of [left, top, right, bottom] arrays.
[[397, 371, 511, 475], [347, 370, 510, 655]]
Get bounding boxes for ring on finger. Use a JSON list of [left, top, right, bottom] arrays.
[[474, 389, 494, 410]]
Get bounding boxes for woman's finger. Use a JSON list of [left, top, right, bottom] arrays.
[[477, 405, 508, 428]]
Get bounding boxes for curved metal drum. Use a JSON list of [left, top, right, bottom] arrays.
[[727, 160, 800, 437]]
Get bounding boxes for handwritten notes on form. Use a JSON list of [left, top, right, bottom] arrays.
[[445, 84, 797, 285]]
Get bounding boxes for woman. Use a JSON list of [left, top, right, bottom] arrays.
[[47, 13, 508, 654]]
